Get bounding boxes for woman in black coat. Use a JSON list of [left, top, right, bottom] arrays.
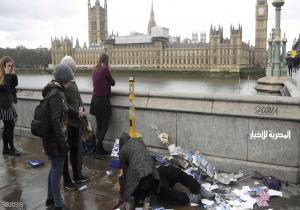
[[43, 64, 73, 210], [0, 56, 20, 156]]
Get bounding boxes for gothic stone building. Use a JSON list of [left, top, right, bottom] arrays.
[[51, 0, 268, 71]]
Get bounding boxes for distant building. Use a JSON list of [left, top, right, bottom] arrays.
[[254, 0, 268, 69], [292, 34, 300, 51], [51, 0, 268, 71]]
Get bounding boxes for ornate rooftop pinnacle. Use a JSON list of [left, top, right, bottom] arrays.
[[148, 0, 157, 34], [272, 0, 285, 7]]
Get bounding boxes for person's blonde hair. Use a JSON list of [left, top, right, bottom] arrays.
[[0, 56, 14, 85]]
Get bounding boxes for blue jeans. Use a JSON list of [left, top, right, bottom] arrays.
[[47, 156, 65, 208]]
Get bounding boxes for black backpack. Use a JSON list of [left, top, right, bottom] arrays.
[[31, 90, 56, 138]]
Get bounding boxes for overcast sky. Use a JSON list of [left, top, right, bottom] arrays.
[[0, 0, 299, 50]]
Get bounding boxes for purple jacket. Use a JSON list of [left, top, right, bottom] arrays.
[[92, 65, 115, 97]]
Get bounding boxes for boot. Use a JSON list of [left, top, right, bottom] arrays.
[[96, 144, 111, 155], [100, 148, 111, 155], [9, 148, 21, 156], [2, 148, 10, 155], [45, 198, 54, 207]]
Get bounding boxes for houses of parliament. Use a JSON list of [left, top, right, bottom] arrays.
[[51, 0, 268, 71]]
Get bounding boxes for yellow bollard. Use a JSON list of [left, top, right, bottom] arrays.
[[128, 75, 142, 139]]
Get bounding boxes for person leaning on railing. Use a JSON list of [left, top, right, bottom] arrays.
[[90, 53, 115, 159]]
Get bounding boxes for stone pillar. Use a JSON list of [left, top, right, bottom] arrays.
[[281, 34, 288, 76], [266, 34, 273, 76], [273, 36, 281, 76], [272, 0, 285, 76], [275, 5, 282, 37]]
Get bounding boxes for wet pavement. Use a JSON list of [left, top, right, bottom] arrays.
[[0, 136, 299, 210]]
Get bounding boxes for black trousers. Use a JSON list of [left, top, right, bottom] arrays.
[[63, 126, 81, 183], [158, 165, 200, 205], [132, 174, 158, 204], [288, 66, 293, 76], [95, 116, 109, 153], [133, 165, 200, 205], [2, 120, 15, 151]]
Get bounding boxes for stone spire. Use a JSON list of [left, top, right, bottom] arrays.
[[148, 0, 156, 34], [75, 38, 80, 48], [88, 0, 91, 8], [104, 0, 108, 39]]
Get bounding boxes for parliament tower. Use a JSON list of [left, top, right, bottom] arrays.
[[255, 0, 268, 69], [88, 0, 108, 46]]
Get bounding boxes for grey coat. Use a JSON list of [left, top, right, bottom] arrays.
[[119, 139, 160, 201], [63, 81, 83, 127]]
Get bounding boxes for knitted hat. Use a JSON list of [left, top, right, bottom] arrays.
[[53, 64, 74, 83], [60, 55, 76, 73]]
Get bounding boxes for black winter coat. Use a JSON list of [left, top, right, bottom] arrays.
[[0, 74, 17, 109], [11, 74, 18, 104], [42, 81, 69, 157]]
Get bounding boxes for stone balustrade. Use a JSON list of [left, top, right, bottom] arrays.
[[13, 88, 300, 183]]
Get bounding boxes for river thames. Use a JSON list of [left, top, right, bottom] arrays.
[[18, 71, 261, 95]]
